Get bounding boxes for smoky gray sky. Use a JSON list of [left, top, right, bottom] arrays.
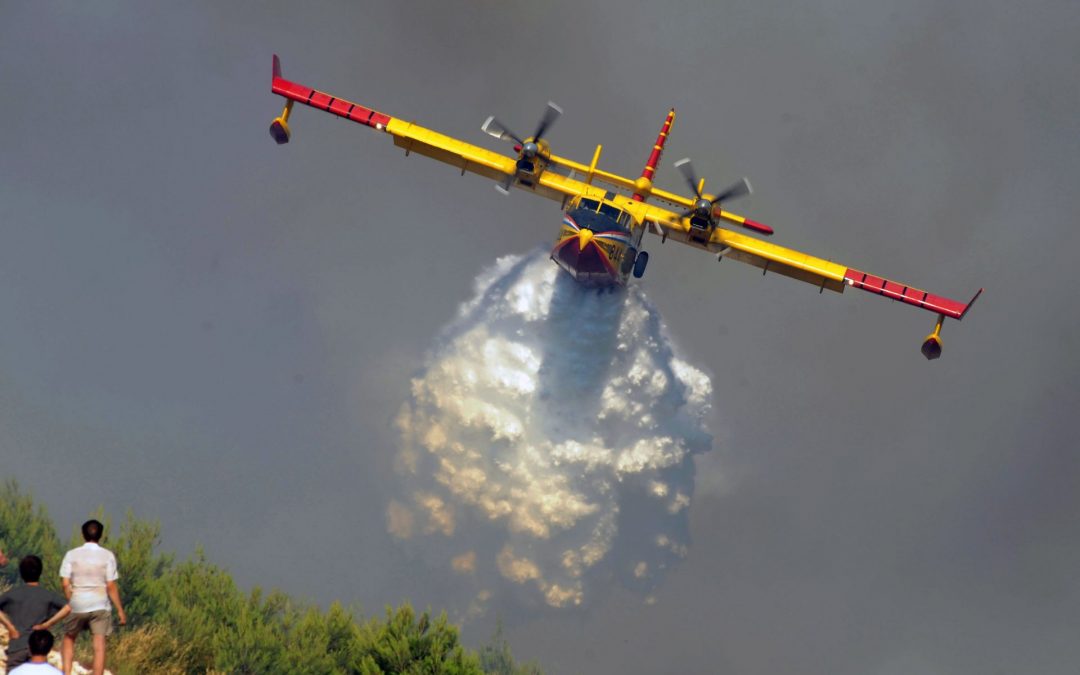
[[2, 1, 1079, 673]]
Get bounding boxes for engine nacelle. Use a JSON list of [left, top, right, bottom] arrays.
[[269, 116, 291, 145], [921, 333, 943, 360], [921, 313, 946, 360], [269, 99, 294, 145]]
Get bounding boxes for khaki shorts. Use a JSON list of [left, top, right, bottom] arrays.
[[65, 609, 114, 636]]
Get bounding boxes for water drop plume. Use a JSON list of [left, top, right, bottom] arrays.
[[389, 248, 713, 611]]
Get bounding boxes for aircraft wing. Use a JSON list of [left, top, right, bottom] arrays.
[[270, 56, 522, 187], [641, 202, 981, 320], [388, 123, 518, 184], [547, 153, 696, 211], [550, 150, 776, 235]]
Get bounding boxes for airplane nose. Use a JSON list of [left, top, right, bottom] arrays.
[[577, 229, 594, 251]]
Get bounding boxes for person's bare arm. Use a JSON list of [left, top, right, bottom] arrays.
[[0, 609, 18, 640], [34, 604, 71, 631], [62, 577, 72, 600], [106, 581, 126, 625]]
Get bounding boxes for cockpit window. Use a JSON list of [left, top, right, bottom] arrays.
[[598, 203, 623, 221], [577, 198, 601, 212]]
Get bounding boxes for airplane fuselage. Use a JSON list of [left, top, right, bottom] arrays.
[[551, 197, 646, 286]]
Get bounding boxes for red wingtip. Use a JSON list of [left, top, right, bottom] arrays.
[[272, 54, 282, 80]]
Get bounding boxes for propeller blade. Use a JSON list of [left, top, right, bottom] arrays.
[[709, 177, 752, 205], [494, 172, 514, 195], [482, 116, 525, 145], [531, 102, 563, 142], [673, 158, 703, 199]]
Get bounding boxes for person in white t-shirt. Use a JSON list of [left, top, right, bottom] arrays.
[[58, 520, 126, 675], [8, 629, 62, 674]]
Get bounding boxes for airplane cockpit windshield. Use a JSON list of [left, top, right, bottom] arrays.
[[575, 198, 631, 230], [598, 203, 622, 221]]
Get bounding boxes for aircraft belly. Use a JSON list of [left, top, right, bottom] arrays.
[[551, 238, 627, 287]]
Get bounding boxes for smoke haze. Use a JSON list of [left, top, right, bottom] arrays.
[[4, 1, 1079, 672]]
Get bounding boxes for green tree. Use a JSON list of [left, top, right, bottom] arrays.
[[110, 511, 173, 625], [478, 620, 544, 675], [0, 481, 543, 674], [210, 588, 289, 674], [0, 480, 63, 589], [160, 551, 246, 672], [357, 604, 482, 674]]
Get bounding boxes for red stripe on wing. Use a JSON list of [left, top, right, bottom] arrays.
[[843, 268, 974, 319], [272, 77, 392, 130]]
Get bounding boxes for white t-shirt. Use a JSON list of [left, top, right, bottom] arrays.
[[59, 542, 119, 614], [9, 662, 63, 674]]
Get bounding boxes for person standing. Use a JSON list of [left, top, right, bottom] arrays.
[[8, 630, 63, 674], [0, 556, 69, 669], [58, 520, 126, 675]]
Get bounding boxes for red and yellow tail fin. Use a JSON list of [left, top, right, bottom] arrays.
[[632, 109, 675, 202]]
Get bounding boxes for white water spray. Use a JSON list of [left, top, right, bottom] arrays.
[[389, 249, 713, 611]]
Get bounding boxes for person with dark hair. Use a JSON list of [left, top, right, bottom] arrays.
[[58, 520, 125, 675], [8, 629, 62, 674], [79, 521, 102, 544], [0, 556, 68, 670]]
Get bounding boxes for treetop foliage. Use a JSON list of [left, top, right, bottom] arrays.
[[0, 480, 541, 674]]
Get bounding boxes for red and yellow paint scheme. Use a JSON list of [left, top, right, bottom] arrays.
[[267, 55, 981, 359]]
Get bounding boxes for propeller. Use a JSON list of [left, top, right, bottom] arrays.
[[481, 117, 524, 145], [529, 102, 562, 149], [483, 102, 563, 193], [673, 158, 752, 221]]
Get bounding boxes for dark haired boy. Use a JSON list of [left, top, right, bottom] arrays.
[[0, 556, 69, 669], [8, 629, 63, 674]]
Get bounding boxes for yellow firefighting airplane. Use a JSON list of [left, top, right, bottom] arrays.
[[267, 55, 981, 359]]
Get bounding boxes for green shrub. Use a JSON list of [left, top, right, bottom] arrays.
[[0, 480, 63, 590], [0, 481, 541, 674]]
